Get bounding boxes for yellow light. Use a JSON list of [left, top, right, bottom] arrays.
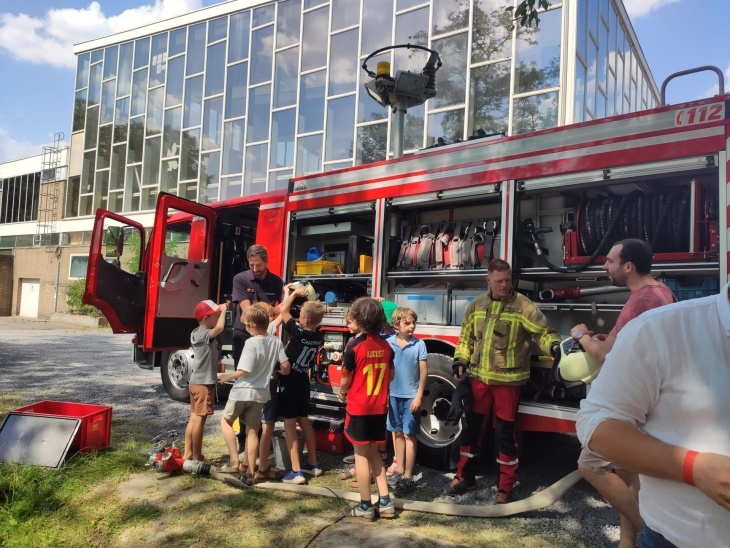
[[376, 61, 391, 78]]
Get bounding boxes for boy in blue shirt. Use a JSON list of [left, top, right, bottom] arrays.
[[385, 307, 428, 496]]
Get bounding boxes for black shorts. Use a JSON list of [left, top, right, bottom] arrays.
[[344, 413, 387, 446], [277, 375, 310, 419], [261, 380, 279, 424]]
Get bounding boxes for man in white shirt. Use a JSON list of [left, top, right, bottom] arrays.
[[577, 282, 730, 547]]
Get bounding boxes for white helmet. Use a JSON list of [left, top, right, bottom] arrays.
[[290, 281, 318, 301], [555, 337, 602, 384], [288, 281, 318, 319]]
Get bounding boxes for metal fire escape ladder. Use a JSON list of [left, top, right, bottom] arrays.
[[34, 132, 65, 257]]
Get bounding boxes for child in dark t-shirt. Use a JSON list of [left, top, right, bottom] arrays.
[[278, 284, 327, 485]]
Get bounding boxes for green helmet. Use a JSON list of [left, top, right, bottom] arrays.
[[555, 337, 602, 384], [380, 299, 398, 324]]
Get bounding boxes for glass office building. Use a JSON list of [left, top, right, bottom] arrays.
[[67, 0, 658, 218]]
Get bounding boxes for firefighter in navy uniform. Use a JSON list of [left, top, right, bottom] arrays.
[[445, 259, 561, 504]]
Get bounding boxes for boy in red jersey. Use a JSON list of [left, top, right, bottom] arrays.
[[340, 297, 395, 520]]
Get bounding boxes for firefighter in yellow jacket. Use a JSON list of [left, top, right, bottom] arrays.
[[444, 259, 561, 503]]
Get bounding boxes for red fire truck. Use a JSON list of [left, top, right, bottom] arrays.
[[85, 74, 728, 468]]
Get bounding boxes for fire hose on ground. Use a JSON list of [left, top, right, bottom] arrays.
[[148, 441, 582, 517], [247, 470, 582, 517]]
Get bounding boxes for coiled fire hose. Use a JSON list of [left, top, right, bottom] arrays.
[[526, 188, 690, 273], [578, 188, 689, 255]]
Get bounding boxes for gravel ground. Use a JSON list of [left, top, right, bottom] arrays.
[[0, 318, 619, 547]]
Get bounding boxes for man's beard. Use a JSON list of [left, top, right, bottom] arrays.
[[608, 273, 626, 288]]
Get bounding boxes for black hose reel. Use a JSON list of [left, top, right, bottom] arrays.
[[524, 187, 701, 274], [577, 188, 691, 256]]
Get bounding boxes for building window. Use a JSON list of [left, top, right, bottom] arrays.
[[1, 173, 41, 224], [69, 254, 90, 280], [514, 7, 561, 94]]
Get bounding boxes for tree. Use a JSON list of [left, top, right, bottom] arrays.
[[507, 1, 552, 29], [408, 1, 553, 142]]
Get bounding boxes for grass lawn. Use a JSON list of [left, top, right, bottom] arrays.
[[0, 395, 583, 547]]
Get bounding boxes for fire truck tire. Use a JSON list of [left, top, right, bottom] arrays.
[[161, 348, 193, 402], [417, 353, 462, 471]]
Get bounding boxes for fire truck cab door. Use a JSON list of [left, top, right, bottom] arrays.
[[145, 193, 216, 350], [84, 209, 147, 333]]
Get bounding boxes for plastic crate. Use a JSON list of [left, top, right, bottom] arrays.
[[450, 289, 484, 326], [394, 288, 450, 325], [295, 260, 343, 275], [12, 401, 112, 453], [664, 278, 719, 301]]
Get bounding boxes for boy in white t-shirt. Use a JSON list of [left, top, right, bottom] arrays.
[[218, 306, 290, 484]]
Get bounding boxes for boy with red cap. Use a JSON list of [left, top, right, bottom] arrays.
[[184, 299, 227, 462]]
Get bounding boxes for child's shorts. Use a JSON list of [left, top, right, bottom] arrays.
[[223, 399, 264, 430], [344, 413, 387, 445], [386, 396, 421, 436], [277, 375, 310, 419], [189, 383, 215, 416], [262, 380, 279, 424]]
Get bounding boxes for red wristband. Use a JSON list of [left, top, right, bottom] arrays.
[[683, 450, 699, 486]]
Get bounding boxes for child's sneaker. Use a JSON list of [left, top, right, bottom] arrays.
[[301, 462, 323, 477], [394, 477, 416, 496], [346, 502, 376, 521], [377, 499, 396, 519], [282, 470, 306, 484]]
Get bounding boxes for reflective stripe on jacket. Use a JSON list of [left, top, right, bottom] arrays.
[[454, 290, 560, 386]]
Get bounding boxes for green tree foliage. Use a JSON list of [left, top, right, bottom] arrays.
[[66, 279, 102, 317], [120, 228, 184, 273], [403, 1, 556, 142], [507, 1, 552, 29]]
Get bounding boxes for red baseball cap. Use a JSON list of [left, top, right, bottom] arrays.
[[194, 300, 220, 321]]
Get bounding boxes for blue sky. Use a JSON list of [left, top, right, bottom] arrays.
[[0, 0, 727, 163]]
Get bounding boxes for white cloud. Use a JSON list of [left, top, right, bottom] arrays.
[[702, 63, 730, 98], [0, 126, 51, 163], [622, 0, 681, 18], [0, 0, 204, 70]]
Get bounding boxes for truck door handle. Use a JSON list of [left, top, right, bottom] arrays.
[[160, 260, 188, 288]]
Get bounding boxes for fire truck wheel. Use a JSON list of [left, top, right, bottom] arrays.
[[161, 348, 193, 402], [416, 353, 462, 471]]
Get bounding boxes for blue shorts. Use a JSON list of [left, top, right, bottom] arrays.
[[637, 524, 677, 548], [387, 396, 421, 436]]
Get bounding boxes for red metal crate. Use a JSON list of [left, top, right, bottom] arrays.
[[12, 401, 112, 453]]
